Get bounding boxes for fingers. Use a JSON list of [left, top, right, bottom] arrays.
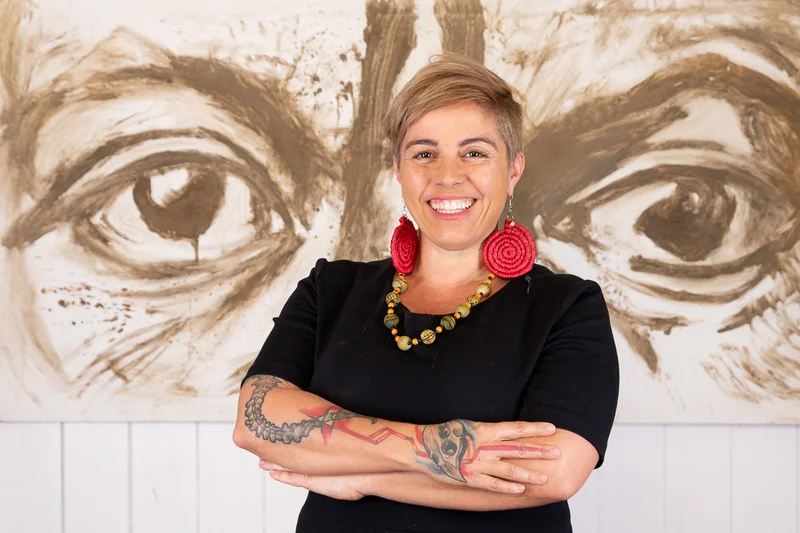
[[475, 474, 528, 494], [482, 461, 548, 486], [488, 421, 557, 440], [258, 459, 289, 471], [269, 469, 308, 489], [481, 441, 561, 459]]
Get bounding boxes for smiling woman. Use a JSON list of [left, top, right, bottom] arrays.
[[233, 52, 619, 532]]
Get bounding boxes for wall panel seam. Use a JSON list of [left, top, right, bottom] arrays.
[[128, 423, 133, 533], [61, 423, 65, 533]]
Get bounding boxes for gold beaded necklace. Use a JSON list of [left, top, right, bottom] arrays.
[[383, 272, 496, 350]]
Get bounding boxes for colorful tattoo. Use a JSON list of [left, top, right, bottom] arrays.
[[244, 375, 377, 443], [421, 420, 474, 482], [243, 377, 544, 484]]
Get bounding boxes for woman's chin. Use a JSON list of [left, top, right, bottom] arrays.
[[419, 228, 490, 253]]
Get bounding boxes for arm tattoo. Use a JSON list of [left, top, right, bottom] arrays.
[[421, 420, 473, 482], [244, 375, 376, 444]]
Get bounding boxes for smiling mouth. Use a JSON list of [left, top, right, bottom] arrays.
[[428, 198, 476, 215]]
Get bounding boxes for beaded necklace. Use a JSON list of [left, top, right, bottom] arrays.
[[383, 272, 496, 350]]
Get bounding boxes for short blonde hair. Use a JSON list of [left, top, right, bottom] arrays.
[[384, 53, 523, 163]]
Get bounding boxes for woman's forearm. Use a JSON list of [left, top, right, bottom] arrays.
[[359, 471, 564, 511], [233, 375, 422, 476]]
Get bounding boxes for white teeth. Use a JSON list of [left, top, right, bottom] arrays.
[[429, 198, 475, 214]]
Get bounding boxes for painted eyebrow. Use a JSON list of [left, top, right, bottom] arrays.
[[403, 137, 498, 151]]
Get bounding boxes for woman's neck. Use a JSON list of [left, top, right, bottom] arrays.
[[411, 237, 488, 288]]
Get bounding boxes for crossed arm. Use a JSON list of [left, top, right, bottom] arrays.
[[233, 375, 599, 511]]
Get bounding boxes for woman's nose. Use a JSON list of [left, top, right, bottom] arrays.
[[435, 156, 464, 188]]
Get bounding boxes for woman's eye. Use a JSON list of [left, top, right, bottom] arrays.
[[414, 151, 433, 159], [465, 151, 484, 158]]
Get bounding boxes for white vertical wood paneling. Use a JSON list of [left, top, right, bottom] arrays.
[[1, 422, 800, 533], [569, 467, 600, 533], [665, 425, 731, 533], [597, 425, 665, 533], [264, 474, 307, 533], [64, 423, 128, 533], [0, 423, 62, 533], [732, 426, 798, 533], [198, 423, 263, 533], [131, 423, 198, 533]]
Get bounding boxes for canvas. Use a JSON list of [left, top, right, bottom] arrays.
[[1, 0, 798, 422]]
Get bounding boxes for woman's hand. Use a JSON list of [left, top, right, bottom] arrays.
[[417, 420, 561, 494], [259, 460, 366, 501]]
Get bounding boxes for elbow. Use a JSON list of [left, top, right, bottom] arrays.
[[532, 472, 585, 505], [549, 473, 586, 503], [232, 424, 252, 451], [233, 423, 282, 464], [232, 420, 263, 456], [552, 478, 582, 502]]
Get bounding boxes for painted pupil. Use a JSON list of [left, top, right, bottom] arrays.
[[132, 169, 225, 261]]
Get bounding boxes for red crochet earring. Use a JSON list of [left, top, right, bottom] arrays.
[[390, 205, 418, 275], [483, 195, 536, 279]]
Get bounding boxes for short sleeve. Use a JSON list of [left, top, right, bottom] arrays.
[[240, 259, 323, 390], [518, 280, 620, 468]]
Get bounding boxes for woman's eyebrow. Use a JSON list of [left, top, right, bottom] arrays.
[[459, 137, 497, 149], [403, 137, 497, 151], [404, 139, 437, 151]]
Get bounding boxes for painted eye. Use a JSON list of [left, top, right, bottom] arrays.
[[565, 159, 795, 306], [519, 76, 799, 311], [515, 56, 800, 381], [4, 129, 297, 278]]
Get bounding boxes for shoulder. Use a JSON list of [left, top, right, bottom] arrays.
[[303, 257, 393, 293], [522, 263, 608, 321]]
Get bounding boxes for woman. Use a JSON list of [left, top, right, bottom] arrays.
[[233, 53, 619, 532]]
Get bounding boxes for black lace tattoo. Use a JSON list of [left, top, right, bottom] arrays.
[[244, 375, 376, 444]]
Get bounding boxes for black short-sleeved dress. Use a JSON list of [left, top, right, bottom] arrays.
[[243, 257, 619, 533]]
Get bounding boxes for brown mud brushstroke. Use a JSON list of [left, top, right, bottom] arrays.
[[433, 0, 485, 63], [0, 22, 344, 394], [517, 40, 800, 375], [132, 167, 226, 262], [0, 0, 42, 212], [0, 0, 74, 390], [334, 0, 416, 261], [2, 0, 799, 411]]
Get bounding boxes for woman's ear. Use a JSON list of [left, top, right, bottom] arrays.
[[508, 152, 525, 195]]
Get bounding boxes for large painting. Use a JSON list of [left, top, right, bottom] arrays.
[[1, 0, 798, 422]]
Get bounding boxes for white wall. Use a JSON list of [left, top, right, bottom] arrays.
[[1, 423, 798, 533]]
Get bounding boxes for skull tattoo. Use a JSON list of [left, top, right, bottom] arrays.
[[422, 420, 471, 482]]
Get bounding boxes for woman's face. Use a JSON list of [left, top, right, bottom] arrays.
[[394, 103, 523, 254]]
